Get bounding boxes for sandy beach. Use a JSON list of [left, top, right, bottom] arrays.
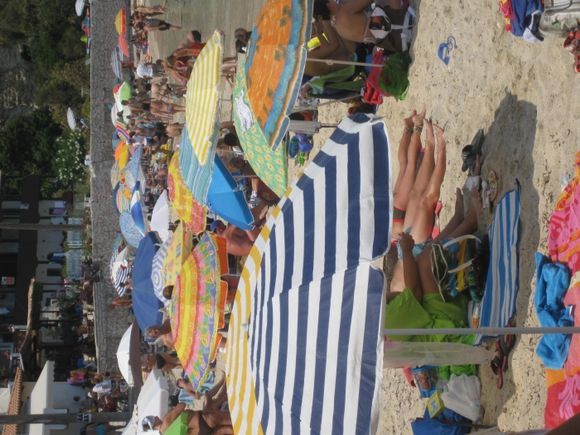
[[92, 0, 580, 432]]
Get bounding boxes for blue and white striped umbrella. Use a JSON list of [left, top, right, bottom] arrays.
[[226, 114, 392, 434], [476, 183, 521, 344]]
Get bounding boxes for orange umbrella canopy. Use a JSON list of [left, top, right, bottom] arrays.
[[115, 8, 126, 35]]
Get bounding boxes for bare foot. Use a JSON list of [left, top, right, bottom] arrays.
[[433, 123, 446, 159], [412, 107, 426, 128], [403, 110, 416, 130]]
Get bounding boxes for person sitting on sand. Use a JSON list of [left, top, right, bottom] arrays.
[[137, 17, 182, 32], [147, 321, 175, 349], [383, 113, 481, 343], [384, 188, 482, 344], [144, 353, 182, 372], [178, 30, 203, 48], [212, 221, 260, 257], [305, 1, 358, 77], [234, 28, 251, 53], [143, 377, 233, 434], [136, 60, 164, 79], [326, 0, 414, 54]]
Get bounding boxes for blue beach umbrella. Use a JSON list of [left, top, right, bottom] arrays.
[[207, 155, 254, 230], [132, 232, 163, 332]]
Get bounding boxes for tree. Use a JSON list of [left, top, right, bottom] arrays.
[[0, 109, 62, 178]]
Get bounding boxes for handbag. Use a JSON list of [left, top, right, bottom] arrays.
[[430, 234, 484, 302]]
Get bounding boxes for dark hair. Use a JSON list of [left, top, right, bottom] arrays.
[[223, 132, 239, 147], [235, 39, 245, 54], [191, 30, 202, 43], [313, 0, 331, 20]]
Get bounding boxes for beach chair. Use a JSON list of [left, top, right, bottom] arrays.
[[475, 183, 522, 344], [540, 0, 580, 36]]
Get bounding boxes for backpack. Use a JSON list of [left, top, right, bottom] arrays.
[[430, 234, 487, 302]]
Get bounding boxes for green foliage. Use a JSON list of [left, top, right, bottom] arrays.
[[54, 129, 87, 189], [0, 108, 62, 177]]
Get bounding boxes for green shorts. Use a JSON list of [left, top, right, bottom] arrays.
[[384, 288, 474, 344]]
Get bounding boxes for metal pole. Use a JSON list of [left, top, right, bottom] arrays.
[[383, 326, 580, 336], [306, 58, 384, 68], [0, 412, 131, 425]]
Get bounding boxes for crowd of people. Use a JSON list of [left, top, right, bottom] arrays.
[[108, 1, 491, 433]]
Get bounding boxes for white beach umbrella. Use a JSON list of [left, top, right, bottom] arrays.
[[67, 107, 77, 130], [75, 0, 86, 17], [150, 190, 171, 242], [122, 370, 169, 434], [116, 323, 142, 387]]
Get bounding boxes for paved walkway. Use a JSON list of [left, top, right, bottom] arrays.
[[90, 0, 134, 372], [145, 0, 266, 60]]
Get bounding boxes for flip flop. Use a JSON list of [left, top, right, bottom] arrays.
[[437, 36, 457, 65], [461, 129, 485, 172], [490, 341, 508, 389]]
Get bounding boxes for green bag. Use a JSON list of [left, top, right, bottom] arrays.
[[164, 412, 189, 435]]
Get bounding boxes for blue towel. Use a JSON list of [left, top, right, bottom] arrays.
[[510, 0, 543, 36], [535, 253, 572, 369], [411, 408, 470, 435]]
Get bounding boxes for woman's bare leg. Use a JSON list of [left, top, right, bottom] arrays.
[[408, 124, 446, 243], [393, 111, 416, 202], [402, 116, 434, 229]]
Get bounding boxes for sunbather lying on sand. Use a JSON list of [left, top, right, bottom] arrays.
[[384, 188, 482, 343]]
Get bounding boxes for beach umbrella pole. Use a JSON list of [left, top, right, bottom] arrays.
[[306, 58, 385, 68], [383, 326, 580, 336]]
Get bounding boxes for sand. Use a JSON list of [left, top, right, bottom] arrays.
[[145, 0, 580, 433]]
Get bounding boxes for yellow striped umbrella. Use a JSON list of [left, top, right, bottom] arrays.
[[167, 151, 207, 234], [183, 30, 222, 167], [161, 221, 193, 292]]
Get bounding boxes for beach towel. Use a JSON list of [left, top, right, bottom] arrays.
[[501, 0, 543, 37], [564, 271, 580, 373], [545, 369, 580, 428], [535, 253, 573, 369], [548, 151, 580, 274], [476, 184, 521, 344]]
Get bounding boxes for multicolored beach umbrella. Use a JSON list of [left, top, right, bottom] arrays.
[[115, 8, 126, 35], [226, 114, 391, 434], [162, 222, 193, 295], [168, 151, 207, 234], [170, 232, 228, 391], [179, 30, 222, 201], [236, 0, 313, 150], [233, 57, 287, 197]]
